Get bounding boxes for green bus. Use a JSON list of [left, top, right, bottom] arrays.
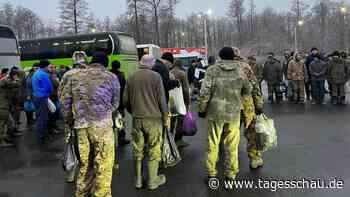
[[19, 32, 138, 76]]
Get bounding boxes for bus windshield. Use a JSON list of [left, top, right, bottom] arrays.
[[0, 26, 20, 68], [118, 34, 137, 55]]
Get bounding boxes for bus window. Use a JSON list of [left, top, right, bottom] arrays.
[[118, 34, 137, 55]]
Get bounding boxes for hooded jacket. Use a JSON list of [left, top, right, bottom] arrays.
[[198, 60, 252, 122]]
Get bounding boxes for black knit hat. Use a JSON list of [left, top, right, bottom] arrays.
[[219, 47, 235, 60], [112, 60, 121, 70], [161, 52, 175, 64], [91, 52, 109, 67], [39, 59, 50, 68], [311, 47, 319, 52]]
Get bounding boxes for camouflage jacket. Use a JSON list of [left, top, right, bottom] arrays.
[[248, 59, 264, 82], [327, 57, 349, 84], [287, 59, 308, 81], [0, 77, 22, 111], [59, 64, 120, 129], [198, 60, 252, 122], [239, 59, 264, 127]]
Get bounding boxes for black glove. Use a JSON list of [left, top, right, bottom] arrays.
[[255, 108, 264, 115], [198, 112, 207, 118]]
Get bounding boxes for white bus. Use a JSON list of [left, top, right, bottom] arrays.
[[0, 25, 20, 68], [137, 44, 161, 60]]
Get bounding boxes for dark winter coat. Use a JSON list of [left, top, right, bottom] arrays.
[[263, 58, 283, 83], [309, 59, 328, 81], [152, 60, 179, 102], [327, 57, 349, 84]]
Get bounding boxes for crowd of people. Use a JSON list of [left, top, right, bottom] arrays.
[[0, 45, 349, 196], [253, 48, 350, 105]]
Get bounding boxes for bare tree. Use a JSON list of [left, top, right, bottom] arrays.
[[58, 0, 89, 35], [144, 0, 162, 45], [228, 0, 245, 47]]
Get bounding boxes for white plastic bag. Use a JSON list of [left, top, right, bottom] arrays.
[[48, 98, 57, 113], [169, 85, 187, 115], [255, 114, 277, 152]]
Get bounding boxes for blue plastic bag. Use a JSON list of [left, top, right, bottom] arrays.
[[24, 100, 35, 112]]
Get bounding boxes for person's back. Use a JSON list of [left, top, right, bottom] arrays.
[[198, 47, 251, 181], [200, 60, 251, 121], [124, 54, 168, 190], [59, 52, 119, 197], [126, 68, 167, 118], [171, 62, 190, 108], [32, 68, 52, 98], [64, 63, 119, 128]]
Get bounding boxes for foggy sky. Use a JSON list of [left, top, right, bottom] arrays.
[[2, 0, 322, 21]]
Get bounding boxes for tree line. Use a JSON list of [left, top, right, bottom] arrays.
[[0, 0, 349, 55]]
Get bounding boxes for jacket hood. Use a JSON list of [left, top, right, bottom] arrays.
[[217, 60, 239, 71]]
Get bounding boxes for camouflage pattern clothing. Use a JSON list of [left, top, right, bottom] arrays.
[[132, 118, 163, 162], [327, 57, 349, 85], [287, 59, 307, 102], [0, 77, 21, 144], [239, 58, 264, 168], [9, 70, 25, 128], [198, 60, 252, 179], [59, 63, 120, 129], [327, 57, 349, 98], [198, 60, 252, 122], [59, 63, 120, 197], [76, 126, 115, 197], [247, 57, 264, 85]]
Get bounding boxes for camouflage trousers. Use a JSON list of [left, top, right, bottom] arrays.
[[132, 118, 162, 162], [291, 80, 305, 101], [244, 119, 263, 162], [206, 115, 241, 179], [75, 126, 115, 197], [0, 110, 8, 143]]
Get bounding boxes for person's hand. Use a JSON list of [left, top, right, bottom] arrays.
[[26, 96, 31, 100], [163, 114, 171, 130]]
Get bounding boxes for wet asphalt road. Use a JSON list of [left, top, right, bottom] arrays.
[[1, 93, 350, 197]]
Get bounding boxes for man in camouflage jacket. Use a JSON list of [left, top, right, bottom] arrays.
[[237, 54, 265, 169], [198, 47, 252, 180], [327, 51, 350, 105], [0, 74, 21, 148], [59, 52, 120, 197]]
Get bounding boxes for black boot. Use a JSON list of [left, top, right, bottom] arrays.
[[341, 96, 346, 105]]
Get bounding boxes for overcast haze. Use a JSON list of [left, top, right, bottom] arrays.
[[1, 0, 339, 21]]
